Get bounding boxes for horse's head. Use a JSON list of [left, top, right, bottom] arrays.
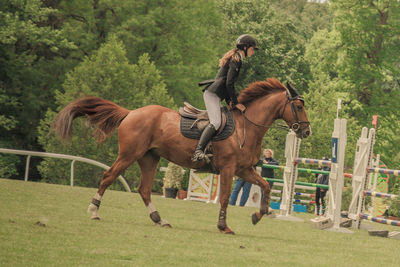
[[281, 82, 311, 139], [238, 78, 311, 138]]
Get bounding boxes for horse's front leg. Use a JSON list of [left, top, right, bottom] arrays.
[[217, 168, 235, 234], [237, 167, 271, 225]]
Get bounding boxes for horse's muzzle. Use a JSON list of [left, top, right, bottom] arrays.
[[296, 126, 311, 139]]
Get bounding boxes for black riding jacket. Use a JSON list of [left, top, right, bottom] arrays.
[[200, 53, 242, 105], [315, 166, 330, 186], [260, 157, 279, 178]]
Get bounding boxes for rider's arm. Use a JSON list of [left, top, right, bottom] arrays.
[[271, 159, 279, 166], [226, 59, 242, 105]]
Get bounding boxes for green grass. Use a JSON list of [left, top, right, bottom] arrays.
[[1, 178, 400, 266]]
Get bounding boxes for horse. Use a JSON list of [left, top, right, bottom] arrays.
[[53, 77, 311, 234]]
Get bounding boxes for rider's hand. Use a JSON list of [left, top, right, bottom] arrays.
[[235, 103, 246, 113]]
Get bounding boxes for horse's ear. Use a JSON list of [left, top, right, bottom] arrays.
[[286, 81, 300, 98]]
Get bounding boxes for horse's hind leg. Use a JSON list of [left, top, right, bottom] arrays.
[[88, 153, 136, 219], [137, 151, 170, 227]]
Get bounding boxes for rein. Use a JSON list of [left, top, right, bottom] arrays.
[[234, 91, 309, 149], [235, 111, 246, 149], [244, 110, 289, 130]]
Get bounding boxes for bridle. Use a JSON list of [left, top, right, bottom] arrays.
[[282, 91, 310, 133], [241, 90, 310, 131], [235, 91, 310, 148]]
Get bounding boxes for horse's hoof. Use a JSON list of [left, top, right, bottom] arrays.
[[264, 211, 276, 218], [219, 226, 235, 235], [251, 212, 262, 225], [155, 222, 171, 227], [91, 216, 100, 220], [155, 218, 171, 228]]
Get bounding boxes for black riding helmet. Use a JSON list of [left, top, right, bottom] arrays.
[[236, 34, 258, 56]]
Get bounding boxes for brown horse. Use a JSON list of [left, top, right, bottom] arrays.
[[54, 78, 310, 234]]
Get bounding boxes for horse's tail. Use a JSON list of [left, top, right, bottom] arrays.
[[53, 96, 130, 143]]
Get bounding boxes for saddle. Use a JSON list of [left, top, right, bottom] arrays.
[[179, 102, 235, 141], [179, 102, 227, 133]]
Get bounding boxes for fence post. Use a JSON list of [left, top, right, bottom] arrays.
[[24, 155, 31, 182], [70, 160, 76, 187]]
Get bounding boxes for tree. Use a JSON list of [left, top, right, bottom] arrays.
[[0, 87, 19, 177], [218, 0, 311, 90], [331, 0, 400, 115], [0, 0, 76, 178], [302, 28, 361, 167], [305, 0, 400, 169], [110, 0, 224, 107], [37, 37, 175, 190], [270, 0, 333, 39]]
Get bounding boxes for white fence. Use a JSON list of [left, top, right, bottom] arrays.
[[0, 148, 131, 192]]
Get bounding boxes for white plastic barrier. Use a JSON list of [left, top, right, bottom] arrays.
[[186, 170, 219, 204]]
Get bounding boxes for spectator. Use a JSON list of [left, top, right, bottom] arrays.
[[229, 178, 252, 206], [315, 157, 330, 215], [260, 149, 279, 188]]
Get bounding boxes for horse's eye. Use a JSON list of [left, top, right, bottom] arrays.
[[297, 106, 303, 111]]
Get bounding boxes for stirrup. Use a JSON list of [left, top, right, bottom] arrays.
[[192, 150, 213, 163], [191, 150, 205, 162]]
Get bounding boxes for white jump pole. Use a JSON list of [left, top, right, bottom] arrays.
[[276, 130, 303, 222], [354, 128, 376, 229], [325, 117, 352, 233], [369, 154, 380, 215], [347, 127, 375, 228]]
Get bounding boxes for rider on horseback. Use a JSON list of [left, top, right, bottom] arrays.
[[191, 34, 258, 162]]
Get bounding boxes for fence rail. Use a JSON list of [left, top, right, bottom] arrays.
[[262, 164, 353, 178], [0, 148, 131, 192]]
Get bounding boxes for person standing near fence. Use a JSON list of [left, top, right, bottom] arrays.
[[260, 149, 279, 187], [260, 149, 279, 216], [315, 157, 330, 215], [229, 178, 252, 206]]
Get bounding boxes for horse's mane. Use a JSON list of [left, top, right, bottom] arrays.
[[238, 78, 286, 105]]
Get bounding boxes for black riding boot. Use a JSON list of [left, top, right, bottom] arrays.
[[191, 124, 217, 162]]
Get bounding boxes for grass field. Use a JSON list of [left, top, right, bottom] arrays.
[[1, 178, 400, 266]]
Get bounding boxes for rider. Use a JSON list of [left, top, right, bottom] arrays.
[[192, 34, 258, 162]]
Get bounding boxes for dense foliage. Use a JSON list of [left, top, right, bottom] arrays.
[[163, 162, 184, 189], [0, 0, 399, 199]]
